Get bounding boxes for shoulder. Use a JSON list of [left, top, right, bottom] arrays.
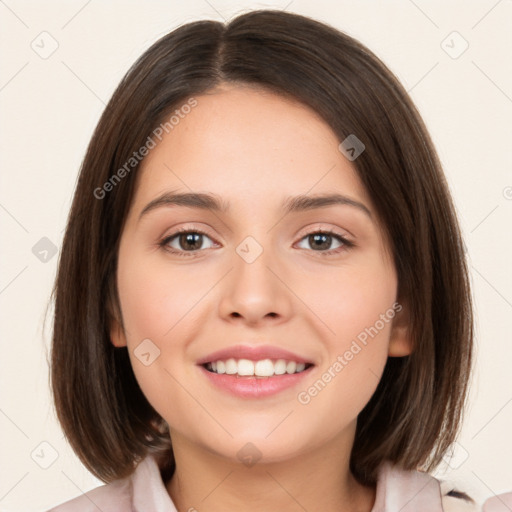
[[45, 454, 177, 512], [440, 479, 512, 512], [45, 477, 132, 512], [376, 462, 512, 512], [440, 479, 480, 512]]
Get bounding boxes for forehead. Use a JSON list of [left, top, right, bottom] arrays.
[[131, 84, 371, 216]]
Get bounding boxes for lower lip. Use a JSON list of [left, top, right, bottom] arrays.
[[198, 365, 314, 399]]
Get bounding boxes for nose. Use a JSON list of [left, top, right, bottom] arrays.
[[217, 241, 294, 326]]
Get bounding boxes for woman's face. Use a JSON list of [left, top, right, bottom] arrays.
[[111, 84, 411, 464]]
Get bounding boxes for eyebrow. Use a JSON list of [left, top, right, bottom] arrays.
[[138, 190, 372, 220]]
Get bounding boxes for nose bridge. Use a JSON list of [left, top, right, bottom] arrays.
[[218, 232, 292, 323]]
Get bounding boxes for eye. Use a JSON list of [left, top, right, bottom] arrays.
[[159, 227, 354, 258], [159, 228, 217, 256], [296, 229, 353, 255]]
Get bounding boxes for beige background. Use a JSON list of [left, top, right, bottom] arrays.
[[1, 0, 511, 510]]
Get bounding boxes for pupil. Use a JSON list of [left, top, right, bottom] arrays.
[[310, 233, 331, 250], [181, 233, 202, 250]]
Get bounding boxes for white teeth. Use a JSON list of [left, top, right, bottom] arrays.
[[225, 358, 237, 374], [286, 361, 297, 374], [205, 358, 310, 376], [237, 359, 254, 376], [254, 359, 274, 377], [274, 359, 287, 375]]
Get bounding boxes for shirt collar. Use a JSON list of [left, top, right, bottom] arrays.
[[131, 455, 443, 512], [371, 461, 443, 511], [132, 454, 177, 512]]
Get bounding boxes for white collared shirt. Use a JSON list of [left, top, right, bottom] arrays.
[[46, 454, 512, 511]]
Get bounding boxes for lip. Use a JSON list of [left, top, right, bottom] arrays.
[[196, 343, 315, 399], [199, 364, 314, 399], [196, 344, 314, 365]]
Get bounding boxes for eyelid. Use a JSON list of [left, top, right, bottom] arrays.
[[295, 223, 352, 240], [161, 222, 352, 242], [160, 223, 219, 241]]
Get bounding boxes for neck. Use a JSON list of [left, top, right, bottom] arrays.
[[165, 427, 376, 512]]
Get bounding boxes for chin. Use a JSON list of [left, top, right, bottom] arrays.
[[199, 428, 316, 467]]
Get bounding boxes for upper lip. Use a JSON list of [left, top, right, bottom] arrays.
[[196, 344, 315, 365]]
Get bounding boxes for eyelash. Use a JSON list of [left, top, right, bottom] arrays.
[[158, 226, 355, 258]]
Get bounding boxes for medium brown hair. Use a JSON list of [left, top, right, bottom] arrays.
[[49, 9, 473, 486]]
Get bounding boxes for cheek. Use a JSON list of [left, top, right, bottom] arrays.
[[301, 254, 397, 348], [116, 249, 215, 424], [294, 256, 397, 412], [117, 249, 208, 341]]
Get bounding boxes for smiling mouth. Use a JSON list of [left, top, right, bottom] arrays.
[[202, 358, 314, 377]]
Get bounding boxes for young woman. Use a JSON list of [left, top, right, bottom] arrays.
[[47, 9, 511, 512]]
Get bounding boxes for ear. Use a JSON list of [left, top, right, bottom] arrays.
[[110, 316, 128, 348], [108, 299, 127, 348], [106, 283, 127, 348], [388, 302, 413, 357]]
